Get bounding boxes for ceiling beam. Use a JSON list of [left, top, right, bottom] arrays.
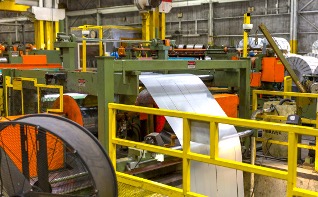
[[66, 0, 249, 17]]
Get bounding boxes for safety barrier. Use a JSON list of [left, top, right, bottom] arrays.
[[109, 103, 318, 197], [252, 89, 318, 172], [5, 76, 63, 116]]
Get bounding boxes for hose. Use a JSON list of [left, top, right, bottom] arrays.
[[251, 109, 264, 120], [279, 98, 292, 105]]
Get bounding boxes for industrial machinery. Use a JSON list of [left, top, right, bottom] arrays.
[[0, 114, 117, 196], [0, 42, 62, 70], [0, 22, 62, 70], [0, 42, 251, 195], [4, 1, 318, 195]]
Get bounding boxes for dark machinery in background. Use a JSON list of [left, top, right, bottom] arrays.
[[0, 114, 117, 197]]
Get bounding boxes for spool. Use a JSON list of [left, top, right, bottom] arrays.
[[52, 95, 98, 135], [304, 52, 318, 59], [286, 55, 318, 84]]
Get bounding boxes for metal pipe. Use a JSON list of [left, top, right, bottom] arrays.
[[259, 23, 307, 93], [290, 0, 294, 51], [299, 0, 313, 11], [15, 19, 18, 41], [0, 22, 23, 26], [299, 10, 318, 14], [251, 109, 263, 120], [209, 0, 213, 41], [250, 137, 256, 197], [265, 0, 268, 15], [214, 13, 290, 20], [44, 0, 52, 8], [213, 33, 289, 38], [22, 24, 25, 45], [39, 0, 43, 7], [238, 130, 254, 139], [0, 30, 34, 34], [291, 0, 298, 53]]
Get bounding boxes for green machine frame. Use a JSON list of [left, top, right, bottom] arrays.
[[2, 57, 251, 152]]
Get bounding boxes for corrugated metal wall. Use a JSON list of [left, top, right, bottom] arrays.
[[0, 0, 318, 53]]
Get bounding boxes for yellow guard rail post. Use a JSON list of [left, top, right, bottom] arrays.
[[109, 103, 318, 197], [78, 25, 104, 72]]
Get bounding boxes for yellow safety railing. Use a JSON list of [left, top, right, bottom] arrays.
[[284, 76, 292, 99], [77, 25, 104, 72], [5, 76, 63, 116], [252, 89, 318, 171], [109, 103, 318, 197]]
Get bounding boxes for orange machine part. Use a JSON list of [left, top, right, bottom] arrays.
[[52, 95, 84, 126], [214, 94, 239, 118], [22, 55, 47, 64], [0, 115, 24, 122], [0, 44, 5, 53], [261, 57, 284, 83], [118, 46, 126, 57], [0, 124, 64, 177], [250, 72, 262, 87], [231, 56, 239, 60], [0, 63, 62, 69]]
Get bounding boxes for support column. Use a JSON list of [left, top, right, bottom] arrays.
[[159, 12, 165, 40], [208, 0, 214, 45], [154, 7, 160, 39], [97, 13, 101, 26], [34, 20, 45, 49], [59, 20, 65, 33], [149, 10, 156, 40], [65, 16, 69, 35], [239, 60, 251, 118], [97, 57, 115, 152], [290, 0, 298, 53], [142, 12, 150, 41], [45, 21, 54, 50], [54, 21, 59, 43], [243, 13, 251, 58]]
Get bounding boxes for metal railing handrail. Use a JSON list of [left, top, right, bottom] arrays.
[[5, 76, 63, 116], [109, 103, 318, 197], [252, 89, 318, 172]]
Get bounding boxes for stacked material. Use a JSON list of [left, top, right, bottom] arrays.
[[140, 74, 244, 197], [305, 52, 318, 59], [237, 37, 290, 52]]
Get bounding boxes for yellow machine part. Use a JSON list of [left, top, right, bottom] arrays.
[[0, 0, 29, 12], [118, 182, 166, 197]]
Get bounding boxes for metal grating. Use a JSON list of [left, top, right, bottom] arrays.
[[0, 123, 95, 196], [118, 182, 167, 197]]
